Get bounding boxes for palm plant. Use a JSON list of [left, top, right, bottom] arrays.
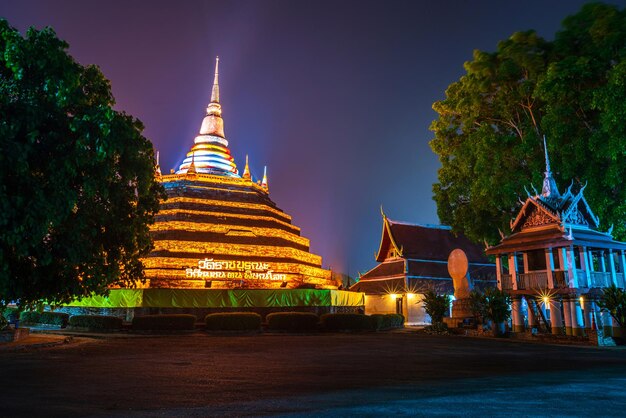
[[422, 290, 450, 325], [599, 285, 626, 328], [469, 287, 511, 335]]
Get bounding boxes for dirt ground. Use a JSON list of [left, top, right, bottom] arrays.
[[1, 331, 626, 417]]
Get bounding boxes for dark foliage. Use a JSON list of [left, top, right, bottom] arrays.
[[0, 20, 165, 309], [205, 312, 262, 331], [19, 311, 69, 327]]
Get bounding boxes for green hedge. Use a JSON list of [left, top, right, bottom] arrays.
[[2, 307, 19, 321], [131, 314, 197, 331], [321, 313, 376, 331], [205, 312, 262, 331], [69, 315, 123, 330], [266, 312, 319, 331], [378, 313, 404, 330], [20, 311, 69, 327]]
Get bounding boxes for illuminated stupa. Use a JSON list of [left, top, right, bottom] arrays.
[[143, 58, 336, 290]]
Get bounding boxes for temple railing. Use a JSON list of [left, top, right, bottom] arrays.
[[589, 271, 612, 288], [499, 270, 625, 290], [517, 272, 548, 290], [500, 274, 512, 290]]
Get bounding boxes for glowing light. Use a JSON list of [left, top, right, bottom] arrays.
[[389, 293, 399, 299], [579, 296, 584, 305], [543, 296, 549, 304], [407, 293, 415, 299]]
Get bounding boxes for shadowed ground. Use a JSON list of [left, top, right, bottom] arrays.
[[1, 331, 625, 417]]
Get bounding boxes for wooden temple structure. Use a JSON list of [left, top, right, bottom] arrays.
[[487, 138, 626, 337], [141, 58, 337, 290], [351, 212, 496, 324]]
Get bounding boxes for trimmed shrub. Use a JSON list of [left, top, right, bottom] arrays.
[[321, 313, 376, 331], [266, 312, 319, 331], [381, 314, 404, 330], [369, 314, 385, 330], [2, 307, 19, 321], [20, 311, 69, 327], [205, 312, 262, 331], [69, 315, 123, 330], [131, 314, 197, 331]]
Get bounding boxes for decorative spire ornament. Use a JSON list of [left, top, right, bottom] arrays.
[[261, 166, 268, 191], [243, 155, 251, 180], [211, 56, 220, 104], [187, 152, 197, 175], [541, 135, 560, 199], [155, 150, 162, 177]]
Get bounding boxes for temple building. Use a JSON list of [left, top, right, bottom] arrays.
[[142, 58, 337, 290], [351, 211, 496, 324], [486, 138, 626, 338]]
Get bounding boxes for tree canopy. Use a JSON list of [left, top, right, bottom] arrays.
[[0, 21, 165, 308], [430, 3, 626, 244]]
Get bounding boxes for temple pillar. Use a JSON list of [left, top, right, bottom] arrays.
[[619, 250, 626, 289], [522, 252, 529, 274], [526, 297, 536, 329], [600, 251, 607, 273], [582, 297, 593, 333], [508, 254, 518, 290], [562, 297, 572, 336], [495, 256, 502, 290], [545, 248, 555, 289], [579, 246, 591, 288], [565, 246, 579, 288], [549, 298, 563, 335], [609, 249, 618, 287], [572, 298, 585, 336], [511, 297, 524, 333]]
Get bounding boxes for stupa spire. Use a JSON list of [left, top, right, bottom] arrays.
[[176, 57, 238, 177], [243, 154, 251, 180], [211, 56, 220, 103], [261, 166, 268, 191], [541, 135, 560, 198]]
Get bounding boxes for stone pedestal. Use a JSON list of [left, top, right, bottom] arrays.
[[446, 298, 474, 328], [451, 298, 473, 319]]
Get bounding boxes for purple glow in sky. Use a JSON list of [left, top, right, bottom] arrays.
[[0, 0, 614, 277]]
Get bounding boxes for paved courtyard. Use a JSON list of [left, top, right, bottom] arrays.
[[1, 331, 625, 417]]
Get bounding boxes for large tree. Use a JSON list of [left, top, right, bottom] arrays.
[[0, 21, 165, 308], [430, 3, 626, 244]]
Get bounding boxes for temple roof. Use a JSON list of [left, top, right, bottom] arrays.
[[487, 136, 626, 254], [375, 213, 490, 263], [176, 57, 239, 177]]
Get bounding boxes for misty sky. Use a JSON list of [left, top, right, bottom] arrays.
[[1, 0, 618, 277]]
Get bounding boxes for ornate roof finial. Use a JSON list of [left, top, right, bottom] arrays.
[[541, 135, 560, 199], [261, 166, 268, 191], [543, 135, 551, 175], [155, 150, 162, 177], [187, 152, 197, 175], [242, 154, 251, 180], [211, 56, 220, 104]]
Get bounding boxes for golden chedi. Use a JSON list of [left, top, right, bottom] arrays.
[[144, 58, 335, 290]]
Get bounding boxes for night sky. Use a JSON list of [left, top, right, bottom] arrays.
[[1, 0, 620, 277]]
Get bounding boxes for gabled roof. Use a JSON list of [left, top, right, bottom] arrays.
[[375, 213, 490, 263], [488, 137, 624, 254]]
